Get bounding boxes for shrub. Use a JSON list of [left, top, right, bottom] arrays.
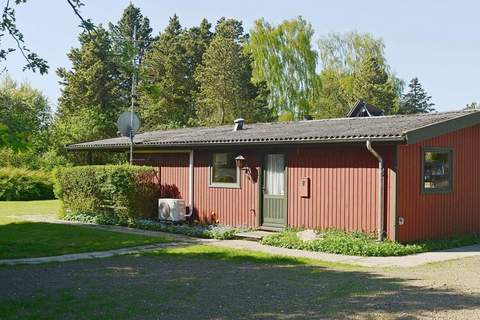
[[0, 167, 55, 200], [55, 165, 159, 224], [261, 229, 480, 257], [133, 219, 238, 240]]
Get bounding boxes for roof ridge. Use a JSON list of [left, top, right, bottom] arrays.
[[136, 109, 472, 135]]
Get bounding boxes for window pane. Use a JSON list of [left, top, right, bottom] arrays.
[[212, 153, 237, 183], [265, 154, 284, 195], [423, 151, 450, 190]]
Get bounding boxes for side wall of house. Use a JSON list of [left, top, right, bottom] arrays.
[[135, 145, 397, 238], [193, 149, 260, 227], [287, 145, 396, 238], [397, 124, 480, 242], [133, 152, 190, 204]]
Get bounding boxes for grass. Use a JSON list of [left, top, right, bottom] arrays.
[[1, 244, 477, 320], [146, 244, 347, 268], [0, 200, 170, 259], [261, 229, 480, 257]]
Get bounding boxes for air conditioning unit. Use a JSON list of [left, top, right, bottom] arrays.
[[158, 198, 186, 222]]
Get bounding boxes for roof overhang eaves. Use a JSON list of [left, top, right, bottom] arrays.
[[65, 136, 405, 151], [404, 110, 480, 145]]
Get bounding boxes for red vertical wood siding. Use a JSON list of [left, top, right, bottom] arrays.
[[133, 153, 190, 201], [193, 149, 259, 227], [397, 124, 480, 242], [287, 145, 395, 236]]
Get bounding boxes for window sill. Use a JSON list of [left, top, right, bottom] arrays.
[[208, 182, 241, 189], [421, 188, 452, 194]]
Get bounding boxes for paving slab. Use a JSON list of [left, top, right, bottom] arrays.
[[208, 239, 480, 268], [0, 242, 188, 266]]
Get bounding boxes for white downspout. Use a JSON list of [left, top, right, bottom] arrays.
[[186, 150, 194, 217], [366, 140, 384, 241]]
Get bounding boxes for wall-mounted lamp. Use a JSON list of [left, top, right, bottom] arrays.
[[235, 155, 252, 177]]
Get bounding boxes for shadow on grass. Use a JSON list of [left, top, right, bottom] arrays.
[[0, 244, 478, 319]]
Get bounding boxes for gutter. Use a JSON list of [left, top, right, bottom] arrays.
[[366, 140, 384, 241], [186, 150, 194, 218], [65, 136, 405, 151]]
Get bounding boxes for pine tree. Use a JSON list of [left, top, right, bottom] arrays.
[[139, 15, 203, 129], [352, 55, 399, 114], [55, 27, 123, 146], [109, 4, 153, 107], [399, 77, 435, 114], [194, 19, 271, 126]]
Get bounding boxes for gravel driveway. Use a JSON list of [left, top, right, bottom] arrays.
[[1, 248, 479, 320]]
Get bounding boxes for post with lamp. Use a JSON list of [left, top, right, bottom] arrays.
[[235, 155, 252, 178]]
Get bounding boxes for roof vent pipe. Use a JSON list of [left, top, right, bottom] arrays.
[[366, 140, 384, 241], [233, 118, 245, 131]]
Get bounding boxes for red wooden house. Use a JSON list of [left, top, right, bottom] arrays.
[[67, 108, 480, 242]]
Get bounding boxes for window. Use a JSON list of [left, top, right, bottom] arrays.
[[422, 148, 453, 193], [209, 152, 239, 188]]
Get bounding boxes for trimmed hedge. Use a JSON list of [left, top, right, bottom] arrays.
[[261, 229, 480, 257], [0, 167, 55, 200], [55, 165, 159, 224]]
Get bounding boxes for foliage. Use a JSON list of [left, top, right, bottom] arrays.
[[0, 0, 48, 74], [139, 15, 207, 129], [109, 3, 153, 109], [55, 26, 124, 154], [63, 212, 239, 239], [0, 0, 93, 74], [399, 77, 435, 114], [0, 167, 54, 200], [352, 55, 399, 114], [0, 75, 51, 150], [318, 31, 386, 74], [134, 219, 238, 239], [261, 229, 480, 257], [465, 102, 480, 110], [195, 18, 272, 126], [316, 32, 403, 117], [247, 17, 319, 119], [55, 165, 159, 224]]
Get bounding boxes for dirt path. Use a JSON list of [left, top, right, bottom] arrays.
[[1, 249, 479, 320]]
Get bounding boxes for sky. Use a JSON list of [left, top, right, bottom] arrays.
[[3, 0, 480, 112]]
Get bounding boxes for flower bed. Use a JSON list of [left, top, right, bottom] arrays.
[[261, 229, 480, 257], [63, 213, 239, 240]]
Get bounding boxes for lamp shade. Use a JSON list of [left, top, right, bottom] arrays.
[[235, 155, 246, 168]]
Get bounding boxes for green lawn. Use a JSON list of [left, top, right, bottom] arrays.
[[0, 200, 169, 259]]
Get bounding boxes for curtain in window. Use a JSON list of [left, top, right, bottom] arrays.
[[266, 154, 284, 195]]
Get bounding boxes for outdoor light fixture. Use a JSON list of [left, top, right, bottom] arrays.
[[235, 155, 251, 177]]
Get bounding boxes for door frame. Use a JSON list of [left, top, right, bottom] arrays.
[[258, 150, 288, 229]]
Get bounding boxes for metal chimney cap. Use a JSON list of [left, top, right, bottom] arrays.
[[233, 118, 245, 131]]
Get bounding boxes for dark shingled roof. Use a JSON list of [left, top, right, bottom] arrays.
[[66, 110, 480, 150]]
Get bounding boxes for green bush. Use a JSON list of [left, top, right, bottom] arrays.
[[0, 167, 55, 201], [261, 229, 480, 257], [55, 165, 159, 224], [133, 219, 238, 240]]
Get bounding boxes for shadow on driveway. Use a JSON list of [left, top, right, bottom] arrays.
[[0, 247, 478, 319]]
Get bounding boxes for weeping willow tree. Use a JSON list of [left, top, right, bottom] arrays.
[[245, 17, 319, 120]]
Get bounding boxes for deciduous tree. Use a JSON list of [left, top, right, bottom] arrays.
[[247, 17, 319, 120], [316, 32, 403, 117]]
